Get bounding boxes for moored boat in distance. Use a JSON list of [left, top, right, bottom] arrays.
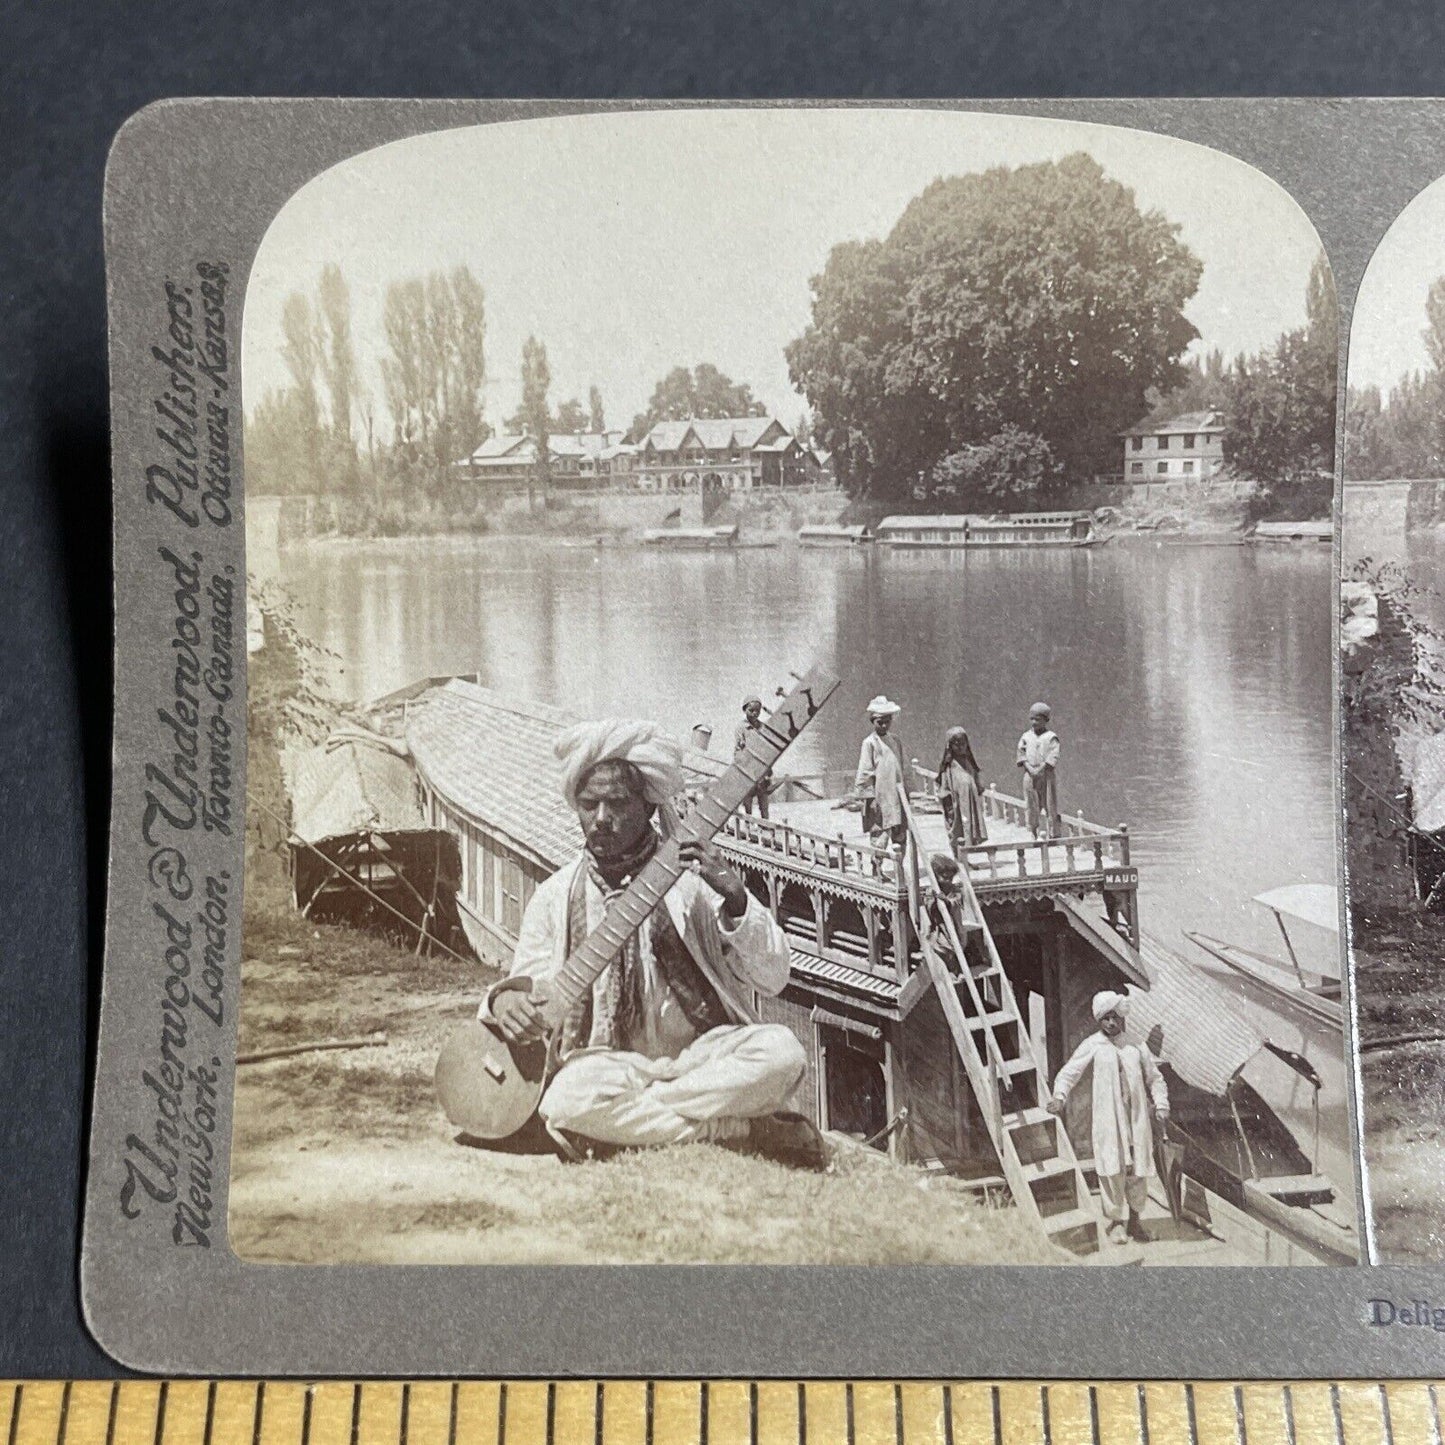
[[877, 511, 1096, 548], [1247, 519, 1333, 544], [1184, 884, 1343, 1032], [639, 524, 739, 549], [798, 522, 873, 547]]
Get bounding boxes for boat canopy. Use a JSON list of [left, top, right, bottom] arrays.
[[1251, 884, 1339, 934], [1408, 731, 1445, 833], [283, 736, 428, 845]]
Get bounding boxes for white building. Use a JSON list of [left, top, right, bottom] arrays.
[[1120, 409, 1226, 482]]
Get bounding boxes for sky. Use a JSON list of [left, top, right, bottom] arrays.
[[1348, 171, 1445, 394], [243, 107, 1327, 436]]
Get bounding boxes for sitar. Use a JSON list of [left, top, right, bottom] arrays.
[[434, 665, 840, 1141]]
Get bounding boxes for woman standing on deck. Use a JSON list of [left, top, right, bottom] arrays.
[[937, 726, 988, 853]]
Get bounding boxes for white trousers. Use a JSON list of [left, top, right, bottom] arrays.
[[539, 1023, 806, 1148], [1098, 1172, 1149, 1222]]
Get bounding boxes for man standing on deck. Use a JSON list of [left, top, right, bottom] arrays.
[[734, 695, 773, 818], [481, 719, 828, 1169], [1017, 702, 1061, 839], [1047, 991, 1170, 1245], [853, 696, 908, 849]]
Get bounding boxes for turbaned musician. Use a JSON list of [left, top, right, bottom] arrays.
[[480, 719, 829, 1170]]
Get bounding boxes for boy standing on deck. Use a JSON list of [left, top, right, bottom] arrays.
[[1016, 702, 1061, 839]]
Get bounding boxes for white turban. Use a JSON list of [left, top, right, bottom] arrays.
[[1092, 989, 1129, 1021], [554, 719, 685, 810]]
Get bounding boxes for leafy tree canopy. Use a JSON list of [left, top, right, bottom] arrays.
[[1344, 271, 1445, 483], [629, 363, 767, 441], [927, 427, 1056, 508], [1223, 254, 1337, 519], [786, 153, 1203, 502]]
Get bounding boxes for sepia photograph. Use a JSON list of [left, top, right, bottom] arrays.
[[232, 108, 1353, 1268], [1342, 171, 1445, 1263]]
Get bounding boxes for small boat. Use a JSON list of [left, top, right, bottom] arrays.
[[639, 524, 739, 549], [798, 523, 872, 547], [1184, 884, 1343, 1032], [1248, 520, 1333, 544]]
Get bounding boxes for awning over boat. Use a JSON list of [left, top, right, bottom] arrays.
[[283, 737, 428, 845], [1408, 731, 1445, 833], [1052, 894, 1149, 988], [1251, 884, 1339, 934]]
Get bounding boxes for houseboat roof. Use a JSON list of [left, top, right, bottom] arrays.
[[876, 513, 1088, 531], [402, 678, 723, 872], [1132, 934, 1269, 1096], [798, 523, 870, 538], [877, 514, 984, 530], [640, 525, 739, 542], [282, 737, 428, 846]]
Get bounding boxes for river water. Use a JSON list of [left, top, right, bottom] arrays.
[[261, 533, 1336, 966]]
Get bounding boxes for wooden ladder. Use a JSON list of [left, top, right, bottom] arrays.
[[898, 790, 1106, 1258]]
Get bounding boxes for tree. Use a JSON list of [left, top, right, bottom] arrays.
[[519, 336, 552, 494], [1224, 254, 1337, 518], [629, 363, 767, 439], [928, 427, 1056, 506], [588, 385, 606, 433], [278, 292, 325, 487], [1143, 347, 1228, 422], [554, 397, 589, 433], [787, 154, 1203, 502], [378, 265, 488, 492], [315, 264, 360, 491], [316, 264, 357, 442], [1344, 385, 1393, 481]]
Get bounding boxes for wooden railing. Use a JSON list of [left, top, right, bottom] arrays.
[[719, 811, 896, 882], [910, 766, 1131, 882]]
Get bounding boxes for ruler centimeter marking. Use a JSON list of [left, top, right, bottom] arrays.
[[0, 1383, 1438, 1445]]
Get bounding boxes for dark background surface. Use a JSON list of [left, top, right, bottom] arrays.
[[2, 0, 1445, 1378]]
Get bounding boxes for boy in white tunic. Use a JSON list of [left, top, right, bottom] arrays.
[[1016, 702, 1061, 839], [1046, 990, 1169, 1244]]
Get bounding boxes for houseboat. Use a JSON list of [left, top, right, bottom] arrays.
[[797, 523, 872, 547], [639, 524, 739, 549], [877, 511, 1096, 548], [322, 675, 1353, 1263]]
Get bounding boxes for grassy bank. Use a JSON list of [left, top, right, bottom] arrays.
[[232, 894, 1051, 1266]]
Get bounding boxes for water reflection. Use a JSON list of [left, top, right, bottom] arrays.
[[268, 536, 1335, 964]]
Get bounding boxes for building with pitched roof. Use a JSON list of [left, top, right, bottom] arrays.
[[455, 430, 637, 491], [634, 415, 806, 493], [1120, 408, 1227, 482]]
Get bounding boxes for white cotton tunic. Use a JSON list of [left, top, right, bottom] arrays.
[[854, 730, 907, 827], [1051, 1030, 1168, 1179]]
